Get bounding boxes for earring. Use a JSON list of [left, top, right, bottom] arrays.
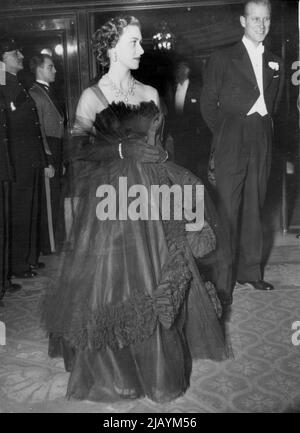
[[113, 51, 118, 62]]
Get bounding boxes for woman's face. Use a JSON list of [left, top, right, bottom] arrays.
[[114, 24, 144, 70]]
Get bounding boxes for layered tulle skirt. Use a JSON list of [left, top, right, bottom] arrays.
[[42, 159, 230, 402]]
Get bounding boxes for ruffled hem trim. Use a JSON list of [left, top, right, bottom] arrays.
[[44, 164, 221, 351]]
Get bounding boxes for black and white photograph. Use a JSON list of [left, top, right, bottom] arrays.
[[0, 0, 299, 415]]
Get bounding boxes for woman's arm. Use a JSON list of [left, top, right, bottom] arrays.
[[71, 86, 167, 163], [73, 132, 168, 163]]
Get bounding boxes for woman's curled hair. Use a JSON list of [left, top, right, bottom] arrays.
[[92, 15, 140, 68]]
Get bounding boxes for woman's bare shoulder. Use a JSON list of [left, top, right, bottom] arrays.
[[79, 87, 100, 109], [135, 80, 160, 106], [76, 85, 106, 120]]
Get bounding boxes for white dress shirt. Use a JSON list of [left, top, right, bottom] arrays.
[[175, 78, 189, 114], [242, 36, 268, 117], [0, 62, 6, 85], [37, 79, 50, 89]]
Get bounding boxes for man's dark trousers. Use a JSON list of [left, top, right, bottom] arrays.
[[214, 112, 273, 282], [200, 41, 283, 289]]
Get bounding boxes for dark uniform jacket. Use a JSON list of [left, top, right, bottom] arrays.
[[1, 73, 47, 177], [0, 87, 13, 182]]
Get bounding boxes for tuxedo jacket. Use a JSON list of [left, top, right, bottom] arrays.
[[171, 79, 207, 135], [1, 73, 47, 175], [200, 41, 284, 146]]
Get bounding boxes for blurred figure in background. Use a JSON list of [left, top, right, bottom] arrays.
[[168, 60, 211, 177]]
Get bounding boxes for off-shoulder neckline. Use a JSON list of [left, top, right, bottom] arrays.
[[89, 84, 159, 115], [95, 100, 160, 121]]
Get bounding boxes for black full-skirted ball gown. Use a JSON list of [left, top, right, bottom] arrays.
[[42, 86, 232, 403]]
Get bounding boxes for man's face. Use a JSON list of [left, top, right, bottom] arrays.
[[175, 64, 190, 84], [240, 2, 271, 46], [2, 49, 24, 74], [38, 57, 56, 83]]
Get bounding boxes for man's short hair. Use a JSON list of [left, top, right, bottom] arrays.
[[29, 53, 52, 74], [242, 0, 272, 16]]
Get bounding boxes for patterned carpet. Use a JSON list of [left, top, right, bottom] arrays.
[[0, 242, 300, 413]]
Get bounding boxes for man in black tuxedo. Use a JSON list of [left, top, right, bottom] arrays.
[[201, 0, 284, 292], [0, 37, 47, 279], [29, 54, 65, 255], [170, 61, 211, 177]]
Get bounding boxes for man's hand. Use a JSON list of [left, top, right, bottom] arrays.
[[44, 165, 55, 178], [122, 136, 167, 163]]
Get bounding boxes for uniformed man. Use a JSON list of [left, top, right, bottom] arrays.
[[0, 37, 47, 278], [29, 54, 65, 254], [0, 78, 22, 299]]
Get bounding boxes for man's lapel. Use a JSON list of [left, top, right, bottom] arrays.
[[232, 41, 257, 87], [263, 49, 275, 91], [35, 82, 63, 119], [36, 81, 49, 93]]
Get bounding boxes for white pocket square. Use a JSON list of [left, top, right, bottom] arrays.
[[191, 98, 197, 103]]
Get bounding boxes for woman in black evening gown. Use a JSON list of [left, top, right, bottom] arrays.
[[42, 15, 232, 403]]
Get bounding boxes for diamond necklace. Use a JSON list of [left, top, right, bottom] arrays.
[[106, 74, 136, 103]]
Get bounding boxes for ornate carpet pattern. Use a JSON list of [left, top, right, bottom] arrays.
[[0, 248, 300, 413]]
